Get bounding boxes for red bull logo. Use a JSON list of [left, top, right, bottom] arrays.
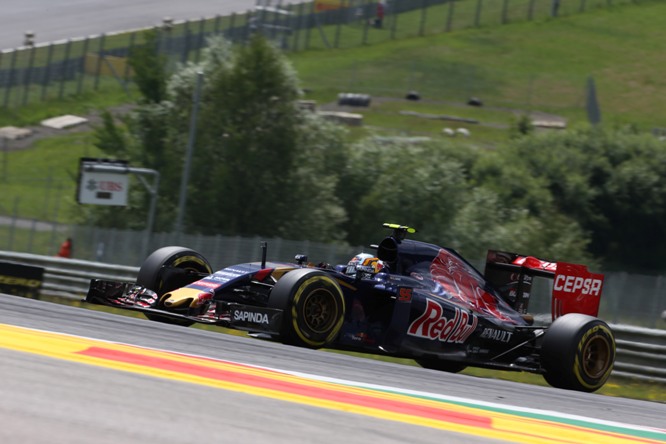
[[407, 299, 478, 344]]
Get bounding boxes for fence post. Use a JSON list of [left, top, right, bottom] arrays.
[[2, 49, 17, 109], [552, 0, 561, 16], [27, 219, 37, 253], [651, 276, 664, 328], [362, 0, 371, 45], [610, 272, 628, 324], [94, 34, 106, 91], [214, 14, 221, 34], [181, 20, 191, 64], [58, 39, 72, 99], [502, 0, 509, 24], [0, 52, 3, 109], [271, 3, 282, 41], [2, 137, 7, 182], [446, 0, 455, 32], [475, 0, 483, 27], [22, 45, 37, 106], [228, 13, 237, 43], [195, 17, 206, 63], [124, 32, 135, 83], [40, 43, 54, 101], [390, 0, 399, 39], [8, 196, 20, 251], [76, 38, 90, 96], [242, 10, 252, 46], [305, 2, 313, 50], [334, 0, 344, 48], [293, 3, 304, 52], [419, 0, 428, 37], [528, 0, 536, 20]]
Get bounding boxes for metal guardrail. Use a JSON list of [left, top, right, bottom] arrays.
[[0, 250, 138, 298], [610, 324, 666, 384], [1, 250, 664, 383]]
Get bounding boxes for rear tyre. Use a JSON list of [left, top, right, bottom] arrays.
[[416, 359, 467, 373], [269, 269, 345, 349], [136, 246, 212, 327], [541, 314, 615, 392]]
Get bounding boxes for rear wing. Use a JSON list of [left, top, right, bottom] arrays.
[[484, 250, 604, 320]]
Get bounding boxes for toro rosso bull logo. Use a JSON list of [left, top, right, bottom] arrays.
[[408, 299, 478, 344], [430, 249, 514, 322]]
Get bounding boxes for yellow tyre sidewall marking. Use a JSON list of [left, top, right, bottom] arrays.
[[291, 276, 345, 347]]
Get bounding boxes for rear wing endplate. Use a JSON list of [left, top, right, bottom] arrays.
[[484, 250, 604, 320]]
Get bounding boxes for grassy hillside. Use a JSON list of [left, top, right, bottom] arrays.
[[291, 1, 666, 136], [2, 1, 666, 224]]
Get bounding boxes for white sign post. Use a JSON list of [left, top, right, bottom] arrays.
[[77, 158, 160, 256]]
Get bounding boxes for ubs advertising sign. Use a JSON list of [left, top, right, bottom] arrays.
[[77, 158, 129, 206], [0, 261, 44, 298]]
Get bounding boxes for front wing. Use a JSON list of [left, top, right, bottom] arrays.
[[85, 279, 285, 335]]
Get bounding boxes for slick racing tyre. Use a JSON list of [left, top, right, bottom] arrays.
[[269, 269, 345, 349], [415, 359, 467, 374], [136, 246, 213, 327], [540, 314, 615, 392]]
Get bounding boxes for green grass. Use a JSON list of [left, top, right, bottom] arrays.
[[1, 132, 104, 222], [0, 81, 136, 127], [291, 1, 666, 131]]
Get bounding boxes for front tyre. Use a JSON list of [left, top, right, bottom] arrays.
[[269, 269, 345, 349], [541, 314, 615, 392], [136, 246, 212, 327]]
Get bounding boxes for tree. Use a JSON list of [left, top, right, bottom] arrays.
[[92, 34, 347, 241], [179, 34, 348, 240], [339, 139, 474, 246], [474, 126, 666, 271], [128, 30, 167, 103], [448, 188, 595, 265]]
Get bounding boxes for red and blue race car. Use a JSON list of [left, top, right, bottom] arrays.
[[86, 223, 615, 392]]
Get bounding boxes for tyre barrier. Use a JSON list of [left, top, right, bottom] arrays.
[[337, 93, 371, 107], [406, 91, 420, 101]]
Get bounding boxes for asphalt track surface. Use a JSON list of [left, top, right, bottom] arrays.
[[1, 294, 665, 443], [0, 0, 271, 50]]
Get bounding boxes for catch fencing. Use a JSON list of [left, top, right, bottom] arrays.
[[0, 249, 662, 383], [0, 0, 642, 109]]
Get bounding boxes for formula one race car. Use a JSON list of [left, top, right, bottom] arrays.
[[86, 223, 615, 392]]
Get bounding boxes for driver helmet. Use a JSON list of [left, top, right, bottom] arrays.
[[345, 253, 385, 279]]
